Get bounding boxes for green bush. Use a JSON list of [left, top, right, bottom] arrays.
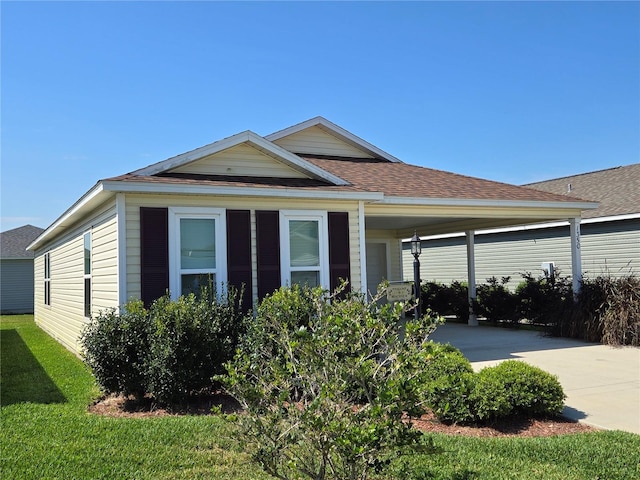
[[476, 276, 520, 326], [81, 299, 151, 399], [221, 283, 440, 480], [145, 288, 249, 404], [421, 281, 469, 321], [81, 287, 248, 405], [470, 361, 565, 421], [516, 272, 573, 327], [420, 342, 476, 424]]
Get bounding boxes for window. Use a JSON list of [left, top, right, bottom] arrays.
[[169, 208, 227, 298], [84, 232, 91, 317], [280, 211, 329, 289], [44, 252, 51, 306]]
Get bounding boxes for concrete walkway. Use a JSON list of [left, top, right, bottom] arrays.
[[429, 322, 640, 434]]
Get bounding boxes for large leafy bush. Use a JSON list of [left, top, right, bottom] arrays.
[[420, 342, 476, 424], [81, 299, 151, 399], [470, 360, 565, 421], [81, 287, 249, 405], [221, 284, 440, 480]]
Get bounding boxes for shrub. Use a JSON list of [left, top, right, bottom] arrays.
[[516, 272, 573, 328], [421, 281, 454, 317], [420, 342, 476, 424], [145, 287, 249, 404], [81, 299, 151, 399], [221, 283, 440, 480], [475, 276, 520, 326], [421, 281, 470, 321], [81, 287, 248, 405], [470, 360, 565, 421]]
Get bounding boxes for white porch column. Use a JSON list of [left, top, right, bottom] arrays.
[[358, 201, 368, 293], [466, 230, 478, 326], [569, 217, 582, 298]]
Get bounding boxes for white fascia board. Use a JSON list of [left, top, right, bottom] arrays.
[[266, 116, 402, 163], [101, 180, 383, 201], [130, 130, 349, 186], [27, 183, 107, 251], [379, 196, 599, 211], [406, 212, 640, 242]]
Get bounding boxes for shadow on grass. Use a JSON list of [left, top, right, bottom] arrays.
[[0, 329, 66, 406]]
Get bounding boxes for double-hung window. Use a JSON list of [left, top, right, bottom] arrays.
[[44, 252, 51, 306], [280, 211, 329, 289], [169, 207, 227, 298], [84, 232, 91, 317]]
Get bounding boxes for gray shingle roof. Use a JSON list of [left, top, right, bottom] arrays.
[[1, 225, 45, 259], [524, 163, 640, 219]]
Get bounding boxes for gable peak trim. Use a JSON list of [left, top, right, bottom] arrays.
[[129, 129, 349, 186], [266, 116, 402, 163]]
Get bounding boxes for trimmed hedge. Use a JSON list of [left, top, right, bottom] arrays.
[[82, 287, 249, 405], [421, 347, 566, 424]]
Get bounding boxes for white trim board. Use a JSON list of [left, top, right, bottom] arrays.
[[407, 213, 640, 242]]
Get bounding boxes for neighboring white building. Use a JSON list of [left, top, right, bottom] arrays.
[[1, 225, 45, 314], [403, 164, 640, 290], [27, 117, 595, 354]]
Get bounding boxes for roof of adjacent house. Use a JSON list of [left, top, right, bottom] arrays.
[[524, 163, 640, 219], [1, 225, 45, 259]]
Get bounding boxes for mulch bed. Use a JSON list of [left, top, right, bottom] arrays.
[[89, 393, 596, 438]]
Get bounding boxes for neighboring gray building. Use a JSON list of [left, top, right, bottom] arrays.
[[403, 164, 640, 290], [1, 225, 44, 314]]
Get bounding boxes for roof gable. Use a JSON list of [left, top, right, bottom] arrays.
[[132, 130, 348, 186], [266, 116, 401, 162], [167, 142, 309, 179]]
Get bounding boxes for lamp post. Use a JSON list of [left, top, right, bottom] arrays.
[[410, 231, 422, 320]]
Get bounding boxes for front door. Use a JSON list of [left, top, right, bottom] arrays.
[[366, 242, 388, 298]]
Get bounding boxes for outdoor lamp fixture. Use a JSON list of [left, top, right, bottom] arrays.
[[410, 231, 422, 320]]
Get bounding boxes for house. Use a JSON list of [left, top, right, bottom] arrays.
[[1, 225, 45, 314], [402, 164, 639, 290], [27, 117, 597, 354]]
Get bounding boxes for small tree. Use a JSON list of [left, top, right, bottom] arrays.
[[220, 283, 440, 480]]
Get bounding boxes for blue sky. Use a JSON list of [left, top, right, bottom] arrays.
[[2, 1, 638, 232]]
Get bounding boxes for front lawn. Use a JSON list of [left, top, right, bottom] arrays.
[[2, 315, 638, 479]]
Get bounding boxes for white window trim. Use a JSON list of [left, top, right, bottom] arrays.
[[83, 231, 91, 318], [279, 210, 329, 290], [168, 207, 227, 300], [44, 251, 51, 306]]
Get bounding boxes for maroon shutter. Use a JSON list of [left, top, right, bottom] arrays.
[[256, 210, 281, 300], [328, 211, 351, 295], [226, 210, 252, 312], [140, 207, 169, 307]]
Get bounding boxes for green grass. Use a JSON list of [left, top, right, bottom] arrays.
[[2, 315, 639, 480]]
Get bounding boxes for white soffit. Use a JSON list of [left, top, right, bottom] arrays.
[[131, 130, 349, 186], [266, 116, 402, 163]]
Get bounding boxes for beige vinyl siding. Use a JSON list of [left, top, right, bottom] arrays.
[[124, 194, 362, 305], [92, 212, 119, 311], [33, 201, 118, 355], [0, 259, 35, 313], [402, 219, 640, 290], [272, 126, 374, 158], [168, 143, 308, 178]]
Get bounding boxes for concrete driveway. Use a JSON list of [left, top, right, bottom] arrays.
[[430, 322, 640, 434]]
